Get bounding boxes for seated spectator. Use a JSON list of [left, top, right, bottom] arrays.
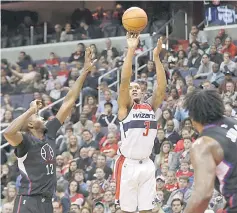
[[60, 23, 74, 42], [189, 25, 208, 49], [161, 109, 179, 132], [68, 180, 84, 206], [154, 141, 175, 172], [167, 176, 192, 206], [70, 203, 81, 213], [219, 66, 236, 92], [208, 45, 223, 65], [221, 37, 237, 58], [73, 113, 94, 137], [2, 184, 17, 205], [87, 154, 113, 180], [81, 130, 99, 150], [87, 182, 103, 205], [2, 202, 13, 213], [153, 128, 167, 156], [96, 90, 118, 116], [79, 20, 99, 40], [220, 52, 237, 76], [76, 147, 92, 171], [93, 6, 108, 21], [221, 81, 237, 103], [100, 133, 118, 158], [1, 110, 13, 124], [49, 80, 67, 102], [17, 51, 32, 69], [53, 24, 63, 42], [56, 166, 69, 191], [68, 43, 85, 63], [171, 199, 184, 213], [64, 160, 78, 181], [55, 184, 71, 213], [73, 169, 88, 193], [176, 50, 188, 70], [165, 171, 179, 192], [85, 96, 98, 116], [98, 81, 117, 101], [92, 123, 104, 145], [46, 69, 62, 91], [207, 63, 225, 88], [45, 52, 60, 66], [214, 36, 223, 53], [61, 152, 73, 175], [176, 160, 193, 178], [98, 102, 119, 128], [187, 47, 202, 76], [165, 119, 181, 145], [174, 96, 189, 122], [194, 54, 214, 79]]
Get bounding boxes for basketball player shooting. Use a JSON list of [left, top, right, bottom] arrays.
[[183, 89, 237, 213], [3, 48, 95, 213], [114, 32, 167, 213]]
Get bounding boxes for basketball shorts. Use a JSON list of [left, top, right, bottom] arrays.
[[114, 155, 156, 212], [13, 194, 53, 213]]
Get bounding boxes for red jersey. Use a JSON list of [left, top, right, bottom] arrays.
[[165, 182, 179, 192], [176, 170, 194, 178]]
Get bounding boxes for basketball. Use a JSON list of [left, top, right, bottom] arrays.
[[122, 7, 148, 32]]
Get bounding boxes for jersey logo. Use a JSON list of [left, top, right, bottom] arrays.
[[133, 113, 155, 119], [225, 125, 237, 143], [41, 144, 54, 162], [133, 104, 153, 111]]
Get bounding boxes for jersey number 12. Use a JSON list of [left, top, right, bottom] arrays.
[[46, 164, 54, 175], [143, 121, 150, 136]]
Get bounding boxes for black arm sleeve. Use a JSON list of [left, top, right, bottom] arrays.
[[14, 134, 32, 158], [46, 117, 62, 139]]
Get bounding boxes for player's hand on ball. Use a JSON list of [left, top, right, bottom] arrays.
[[30, 100, 43, 114], [126, 32, 140, 49], [84, 47, 97, 73], [153, 37, 163, 58]]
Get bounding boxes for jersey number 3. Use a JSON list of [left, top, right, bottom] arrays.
[[143, 121, 150, 136]]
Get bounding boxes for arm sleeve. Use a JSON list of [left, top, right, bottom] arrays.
[[46, 117, 62, 139], [14, 134, 32, 158]]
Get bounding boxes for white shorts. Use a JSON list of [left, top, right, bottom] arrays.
[[114, 156, 156, 212]]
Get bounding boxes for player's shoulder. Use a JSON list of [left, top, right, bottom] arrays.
[[192, 136, 222, 153]]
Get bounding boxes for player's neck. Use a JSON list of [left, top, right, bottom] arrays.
[[30, 129, 44, 140]]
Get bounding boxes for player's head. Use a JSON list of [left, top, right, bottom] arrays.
[[129, 82, 142, 103], [184, 89, 224, 133], [24, 114, 46, 133]]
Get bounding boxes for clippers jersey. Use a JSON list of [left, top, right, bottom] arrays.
[[200, 117, 237, 196], [119, 103, 157, 160]]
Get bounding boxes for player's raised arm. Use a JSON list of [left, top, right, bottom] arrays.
[[149, 37, 167, 111], [118, 32, 140, 120], [56, 48, 95, 124], [184, 137, 221, 213], [3, 100, 42, 146]]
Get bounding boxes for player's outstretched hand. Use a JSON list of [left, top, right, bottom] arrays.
[[30, 100, 43, 114], [153, 37, 163, 58], [83, 47, 97, 73], [126, 32, 140, 49]]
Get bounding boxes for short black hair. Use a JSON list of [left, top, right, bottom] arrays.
[[184, 89, 224, 125], [171, 198, 183, 206], [104, 102, 113, 108]]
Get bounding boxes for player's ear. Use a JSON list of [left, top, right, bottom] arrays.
[[28, 121, 34, 129]]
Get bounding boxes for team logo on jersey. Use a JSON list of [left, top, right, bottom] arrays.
[[41, 144, 54, 161], [133, 113, 155, 119]]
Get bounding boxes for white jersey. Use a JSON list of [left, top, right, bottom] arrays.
[[119, 103, 157, 160]]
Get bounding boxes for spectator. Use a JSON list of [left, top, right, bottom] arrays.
[[208, 45, 223, 65], [55, 184, 71, 213], [54, 24, 63, 42], [45, 52, 60, 66], [189, 25, 208, 49], [97, 102, 119, 127], [220, 52, 237, 76], [79, 20, 98, 39], [73, 113, 94, 137], [194, 54, 214, 79], [221, 37, 237, 58], [81, 130, 99, 149], [68, 43, 85, 63], [68, 180, 84, 206], [96, 90, 118, 116], [207, 63, 225, 88], [187, 47, 202, 75], [60, 23, 74, 42], [17, 51, 32, 69]]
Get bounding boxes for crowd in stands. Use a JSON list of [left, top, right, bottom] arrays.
[[1, 15, 237, 213], [1, 4, 131, 48]]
